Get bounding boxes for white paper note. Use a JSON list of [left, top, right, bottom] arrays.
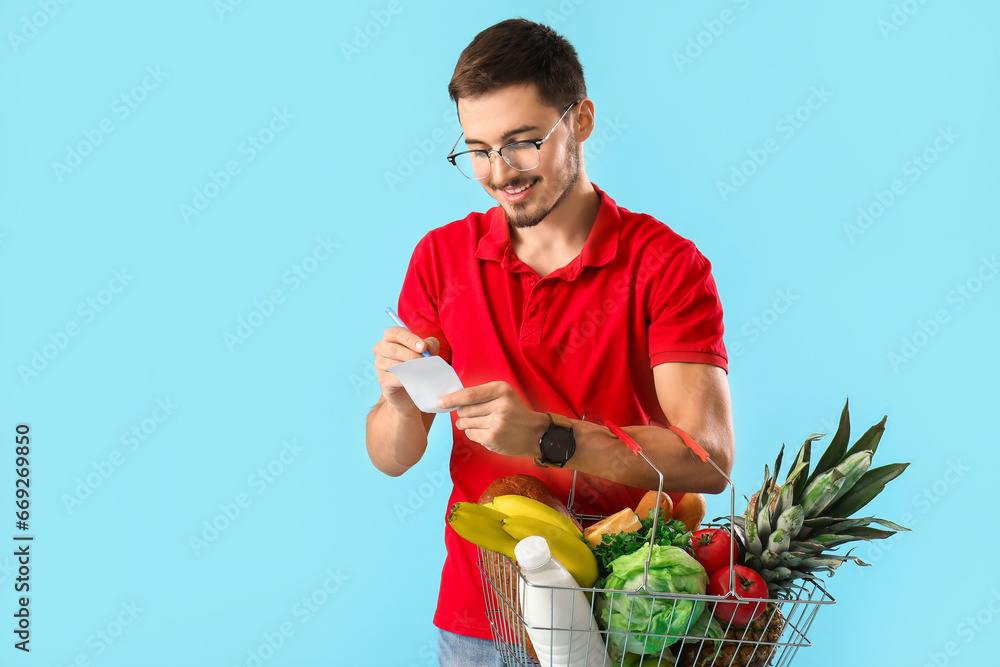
[[386, 356, 464, 413]]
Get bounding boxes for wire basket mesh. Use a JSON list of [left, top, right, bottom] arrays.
[[475, 415, 835, 667], [478, 546, 833, 667]]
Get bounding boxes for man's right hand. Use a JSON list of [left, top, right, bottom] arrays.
[[367, 327, 440, 476], [372, 326, 441, 412]]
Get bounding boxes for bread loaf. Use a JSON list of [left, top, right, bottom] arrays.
[[478, 473, 582, 531], [478, 474, 579, 663]]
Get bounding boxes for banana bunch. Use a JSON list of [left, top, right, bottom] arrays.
[[447, 495, 598, 587]]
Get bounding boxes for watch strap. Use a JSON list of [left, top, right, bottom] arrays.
[[547, 412, 572, 430]]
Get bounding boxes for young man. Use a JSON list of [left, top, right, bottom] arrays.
[[366, 18, 734, 666]]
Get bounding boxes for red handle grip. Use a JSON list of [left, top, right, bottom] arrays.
[[667, 423, 709, 462], [602, 416, 708, 462], [603, 418, 642, 455]]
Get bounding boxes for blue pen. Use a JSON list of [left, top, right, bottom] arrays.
[[385, 306, 430, 357]]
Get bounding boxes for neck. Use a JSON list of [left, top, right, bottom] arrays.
[[510, 177, 601, 276]]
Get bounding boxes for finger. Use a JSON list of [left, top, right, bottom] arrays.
[[374, 340, 425, 365], [374, 355, 407, 373], [373, 338, 409, 361], [437, 384, 496, 411], [424, 336, 441, 356], [454, 413, 495, 432], [382, 326, 430, 356], [455, 402, 494, 419], [461, 428, 490, 448]]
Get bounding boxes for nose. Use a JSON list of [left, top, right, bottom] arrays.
[[487, 150, 518, 183]]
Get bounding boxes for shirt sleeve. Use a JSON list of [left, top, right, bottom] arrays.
[[397, 233, 453, 365], [646, 243, 728, 372]]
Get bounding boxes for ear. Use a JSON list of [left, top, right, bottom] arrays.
[[572, 98, 596, 142]]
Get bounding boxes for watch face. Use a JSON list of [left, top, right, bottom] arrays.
[[543, 427, 575, 463]]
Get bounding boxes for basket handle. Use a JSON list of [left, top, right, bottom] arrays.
[[599, 415, 709, 463], [602, 418, 642, 455], [649, 417, 709, 462]]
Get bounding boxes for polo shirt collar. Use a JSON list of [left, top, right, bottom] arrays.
[[475, 183, 622, 276]]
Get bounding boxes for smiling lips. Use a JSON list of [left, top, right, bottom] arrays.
[[499, 180, 536, 203]]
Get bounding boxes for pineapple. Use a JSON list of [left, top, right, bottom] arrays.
[[733, 399, 910, 596], [681, 400, 910, 667], [676, 603, 783, 667]]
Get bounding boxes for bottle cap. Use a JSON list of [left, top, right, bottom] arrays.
[[514, 535, 551, 570]]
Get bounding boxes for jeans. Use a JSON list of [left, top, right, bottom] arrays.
[[438, 629, 505, 667]]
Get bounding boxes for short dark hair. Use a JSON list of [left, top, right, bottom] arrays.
[[448, 18, 586, 110]]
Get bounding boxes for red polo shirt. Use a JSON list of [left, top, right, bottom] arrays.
[[397, 184, 727, 640]]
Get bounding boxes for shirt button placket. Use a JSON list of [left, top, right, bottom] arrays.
[[521, 274, 541, 342]]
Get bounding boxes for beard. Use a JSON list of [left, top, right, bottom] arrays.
[[489, 136, 582, 229]]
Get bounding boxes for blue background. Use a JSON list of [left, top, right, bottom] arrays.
[[2, 1, 998, 666]]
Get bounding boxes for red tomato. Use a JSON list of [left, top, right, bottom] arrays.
[[690, 528, 740, 576], [707, 565, 769, 626]]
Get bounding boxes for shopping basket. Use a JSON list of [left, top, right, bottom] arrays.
[[477, 416, 835, 667]]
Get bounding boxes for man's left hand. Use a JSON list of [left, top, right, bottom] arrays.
[[437, 381, 547, 457]]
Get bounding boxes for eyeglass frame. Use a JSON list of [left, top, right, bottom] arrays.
[[445, 100, 580, 180]]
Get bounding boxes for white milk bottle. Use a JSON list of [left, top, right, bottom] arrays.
[[515, 536, 608, 667]]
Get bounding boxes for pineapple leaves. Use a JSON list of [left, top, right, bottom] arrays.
[[801, 516, 838, 530], [793, 540, 826, 554], [827, 517, 875, 530], [771, 462, 807, 525], [844, 415, 887, 459], [775, 504, 804, 537], [736, 400, 911, 594], [753, 467, 770, 523], [772, 444, 785, 489], [808, 534, 870, 549], [778, 551, 804, 567], [798, 556, 847, 574], [766, 528, 791, 554], [843, 549, 872, 568], [824, 450, 874, 509], [870, 517, 910, 532], [729, 516, 751, 555], [742, 516, 762, 558], [823, 462, 911, 518], [748, 531, 763, 559], [801, 468, 846, 518], [809, 399, 851, 482], [824, 516, 911, 534], [844, 526, 897, 540], [789, 434, 819, 500], [757, 489, 773, 545], [802, 449, 874, 518]]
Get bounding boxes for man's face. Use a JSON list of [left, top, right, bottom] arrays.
[[456, 85, 581, 229]]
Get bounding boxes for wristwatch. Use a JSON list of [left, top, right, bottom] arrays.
[[534, 412, 575, 468]]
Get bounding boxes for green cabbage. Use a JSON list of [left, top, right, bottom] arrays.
[[595, 544, 708, 659]]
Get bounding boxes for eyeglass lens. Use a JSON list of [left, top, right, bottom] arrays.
[[454, 143, 541, 180]]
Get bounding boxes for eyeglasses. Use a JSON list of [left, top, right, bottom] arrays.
[[446, 101, 579, 180]]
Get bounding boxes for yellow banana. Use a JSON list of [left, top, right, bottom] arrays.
[[446, 502, 517, 560], [501, 515, 598, 587], [490, 494, 583, 538], [480, 500, 503, 514]]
